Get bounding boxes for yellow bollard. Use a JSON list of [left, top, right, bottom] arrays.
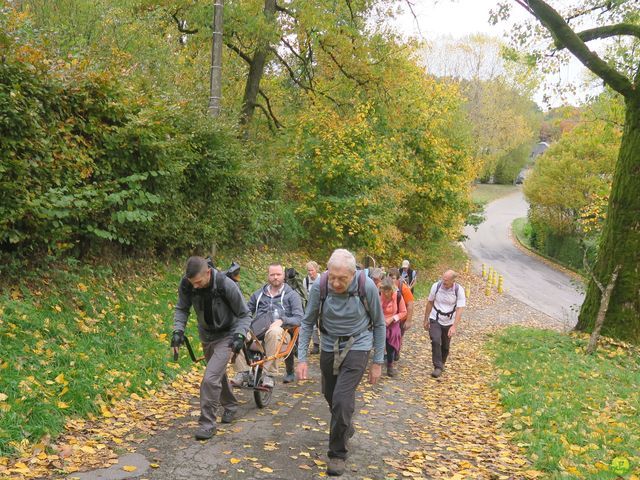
[[465, 286, 470, 300], [481, 263, 487, 279], [485, 282, 491, 296], [498, 275, 504, 294], [464, 260, 470, 274], [492, 271, 498, 287]]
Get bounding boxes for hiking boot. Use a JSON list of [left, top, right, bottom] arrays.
[[431, 368, 443, 378], [386, 363, 396, 377], [283, 372, 295, 384], [194, 427, 216, 440], [261, 375, 275, 388], [310, 343, 320, 354], [221, 409, 236, 424], [230, 371, 249, 387], [327, 457, 346, 476]]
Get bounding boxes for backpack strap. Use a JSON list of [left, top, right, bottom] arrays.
[[356, 269, 370, 317], [318, 270, 371, 334], [254, 285, 285, 317], [432, 281, 459, 322], [318, 271, 329, 334]]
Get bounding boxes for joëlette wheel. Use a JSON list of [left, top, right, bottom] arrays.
[[253, 367, 273, 408]]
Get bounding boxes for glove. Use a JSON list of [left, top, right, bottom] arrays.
[[171, 330, 184, 348], [229, 333, 245, 354]]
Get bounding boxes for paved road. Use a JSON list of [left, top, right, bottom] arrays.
[[463, 188, 584, 327]]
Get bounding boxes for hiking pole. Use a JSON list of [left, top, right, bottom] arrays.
[[184, 335, 206, 364], [173, 334, 206, 364]]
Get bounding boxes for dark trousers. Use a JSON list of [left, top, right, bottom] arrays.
[[429, 320, 452, 369], [285, 338, 297, 374], [320, 350, 369, 459], [385, 342, 396, 365]]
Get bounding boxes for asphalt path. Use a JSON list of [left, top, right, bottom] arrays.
[[463, 188, 584, 327]]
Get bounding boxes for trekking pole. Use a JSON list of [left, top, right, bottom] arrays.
[[183, 335, 206, 365]]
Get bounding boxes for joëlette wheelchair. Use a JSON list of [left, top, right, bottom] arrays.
[[230, 326, 299, 408]]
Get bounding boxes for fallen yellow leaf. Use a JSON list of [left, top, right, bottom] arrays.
[[122, 465, 137, 472]]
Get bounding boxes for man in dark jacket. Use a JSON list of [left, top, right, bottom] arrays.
[[171, 256, 252, 440], [232, 263, 303, 388]]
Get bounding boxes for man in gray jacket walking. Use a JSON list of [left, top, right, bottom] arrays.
[[171, 256, 252, 440], [296, 249, 385, 477]]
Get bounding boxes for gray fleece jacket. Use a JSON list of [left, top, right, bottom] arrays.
[[173, 268, 251, 342], [298, 271, 385, 364]]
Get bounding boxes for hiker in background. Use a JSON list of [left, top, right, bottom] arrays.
[[283, 266, 308, 383], [305, 260, 321, 354], [399, 259, 417, 293], [388, 268, 414, 362], [171, 256, 251, 440], [232, 263, 303, 387], [369, 267, 384, 288], [378, 277, 406, 377], [423, 270, 466, 378], [296, 249, 385, 477]]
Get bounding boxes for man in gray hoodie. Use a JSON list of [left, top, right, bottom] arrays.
[[171, 256, 252, 441], [296, 249, 385, 477], [232, 263, 303, 387]]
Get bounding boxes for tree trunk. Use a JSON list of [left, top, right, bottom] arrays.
[[239, 0, 277, 127], [586, 266, 620, 354], [577, 95, 640, 343], [208, 0, 224, 117]]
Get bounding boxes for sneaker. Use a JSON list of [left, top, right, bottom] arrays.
[[431, 368, 442, 378], [194, 427, 216, 440], [327, 457, 346, 476], [221, 409, 236, 424], [283, 372, 295, 384], [261, 375, 275, 388], [310, 343, 320, 354], [231, 371, 249, 387]]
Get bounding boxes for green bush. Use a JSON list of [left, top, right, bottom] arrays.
[[493, 141, 533, 184], [0, 35, 263, 263]]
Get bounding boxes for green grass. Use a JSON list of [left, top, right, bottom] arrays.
[[512, 217, 533, 249], [471, 183, 519, 204], [488, 326, 640, 479]]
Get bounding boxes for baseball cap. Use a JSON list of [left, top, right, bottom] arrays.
[[402, 260, 410, 268]]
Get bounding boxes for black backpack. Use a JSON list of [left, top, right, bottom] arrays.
[[285, 267, 309, 308]]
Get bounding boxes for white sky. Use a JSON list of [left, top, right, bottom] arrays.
[[393, 0, 598, 108]]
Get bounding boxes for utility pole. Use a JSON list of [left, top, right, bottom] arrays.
[[208, 0, 223, 117]]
